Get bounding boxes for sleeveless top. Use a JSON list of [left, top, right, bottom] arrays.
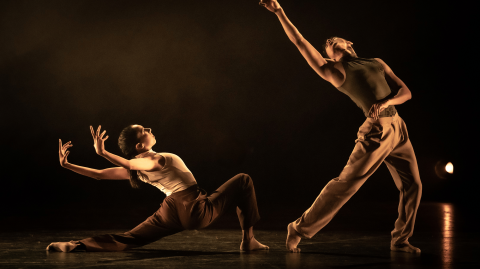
[[336, 57, 397, 117], [134, 151, 197, 196]]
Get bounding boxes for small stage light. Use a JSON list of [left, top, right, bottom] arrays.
[[445, 162, 453, 174], [435, 160, 454, 179]]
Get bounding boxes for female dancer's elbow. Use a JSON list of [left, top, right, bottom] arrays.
[[95, 170, 107, 180]]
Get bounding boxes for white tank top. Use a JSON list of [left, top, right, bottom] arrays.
[[135, 151, 197, 196]]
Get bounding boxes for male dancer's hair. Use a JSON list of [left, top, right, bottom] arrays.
[[118, 125, 144, 188], [321, 36, 340, 58]]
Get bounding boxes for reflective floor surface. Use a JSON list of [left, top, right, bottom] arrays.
[[0, 202, 477, 268]]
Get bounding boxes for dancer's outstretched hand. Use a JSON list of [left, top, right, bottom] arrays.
[[90, 125, 109, 156], [259, 0, 282, 13], [59, 139, 72, 167]]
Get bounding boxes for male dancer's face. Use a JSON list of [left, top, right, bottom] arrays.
[[325, 37, 357, 61]]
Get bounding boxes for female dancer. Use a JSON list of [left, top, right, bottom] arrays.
[[47, 125, 269, 252]]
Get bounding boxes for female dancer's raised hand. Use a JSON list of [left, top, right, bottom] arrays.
[[59, 139, 72, 167], [259, 0, 282, 13], [90, 125, 109, 156]]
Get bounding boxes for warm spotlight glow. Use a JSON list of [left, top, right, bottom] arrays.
[[445, 162, 453, 174]]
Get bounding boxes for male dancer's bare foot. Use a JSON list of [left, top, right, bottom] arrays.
[[391, 242, 421, 253], [240, 236, 269, 251], [46, 241, 79, 252], [286, 223, 301, 253]]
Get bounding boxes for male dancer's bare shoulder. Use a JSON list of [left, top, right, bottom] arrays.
[[322, 60, 346, 88]]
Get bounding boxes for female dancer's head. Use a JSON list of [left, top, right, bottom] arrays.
[[118, 125, 156, 158], [118, 124, 156, 188], [323, 37, 357, 61]]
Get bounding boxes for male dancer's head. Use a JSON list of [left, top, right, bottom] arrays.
[[323, 37, 358, 62]]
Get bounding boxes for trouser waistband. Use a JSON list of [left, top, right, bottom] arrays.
[[366, 112, 399, 124]]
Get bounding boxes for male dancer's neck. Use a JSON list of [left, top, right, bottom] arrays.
[[340, 53, 358, 62]]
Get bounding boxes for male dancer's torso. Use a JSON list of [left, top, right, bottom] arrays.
[[331, 57, 397, 118]]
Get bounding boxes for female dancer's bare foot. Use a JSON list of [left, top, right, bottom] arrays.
[[286, 223, 301, 253], [240, 236, 269, 251], [46, 241, 79, 252], [391, 242, 421, 253]]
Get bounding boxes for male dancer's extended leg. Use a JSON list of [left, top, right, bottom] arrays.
[[288, 115, 402, 252], [384, 117, 422, 253]]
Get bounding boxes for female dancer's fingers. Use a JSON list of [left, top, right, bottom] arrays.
[[59, 139, 62, 151], [103, 135, 109, 141], [100, 130, 106, 138], [90, 126, 95, 138], [97, 125, 101, 136], [62, 142, 71, 150], [61, 143, 68, 153]]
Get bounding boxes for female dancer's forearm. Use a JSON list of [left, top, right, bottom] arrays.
[[99, 150, 132, 170], [275, 9, 304, 44], [63, 163, 102, 180]]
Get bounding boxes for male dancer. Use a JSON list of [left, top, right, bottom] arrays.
[[260, 0, 422, 253]]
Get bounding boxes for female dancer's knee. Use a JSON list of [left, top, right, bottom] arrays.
[[235, 173, 254, 187]]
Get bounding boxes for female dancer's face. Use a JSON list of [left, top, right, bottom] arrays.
[[132, 125, 156, 152]]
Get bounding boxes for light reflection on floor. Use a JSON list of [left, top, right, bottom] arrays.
[[442, 203, 453, 269], [1, 202, 478, 268]]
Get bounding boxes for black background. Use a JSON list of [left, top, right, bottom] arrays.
[[0, 0, 476, 229]]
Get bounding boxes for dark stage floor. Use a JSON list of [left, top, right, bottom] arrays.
[[0, 202, 477, 269]]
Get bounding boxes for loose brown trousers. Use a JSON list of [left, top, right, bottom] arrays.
[[292, 113, 422, 246], [77, 173, 260, 251]]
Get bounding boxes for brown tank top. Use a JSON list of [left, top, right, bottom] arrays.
[[336, 57, 397, 117]]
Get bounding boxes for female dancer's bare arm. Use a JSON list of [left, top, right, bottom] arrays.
[[260, 0, 339, 83], [59, 139, 129, 180], [89, 125, 162, 171]]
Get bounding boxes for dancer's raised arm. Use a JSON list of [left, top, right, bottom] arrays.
[[90, 125, 162, 171], [260, 0, 340, 84], [59, 139, 129, 180]]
